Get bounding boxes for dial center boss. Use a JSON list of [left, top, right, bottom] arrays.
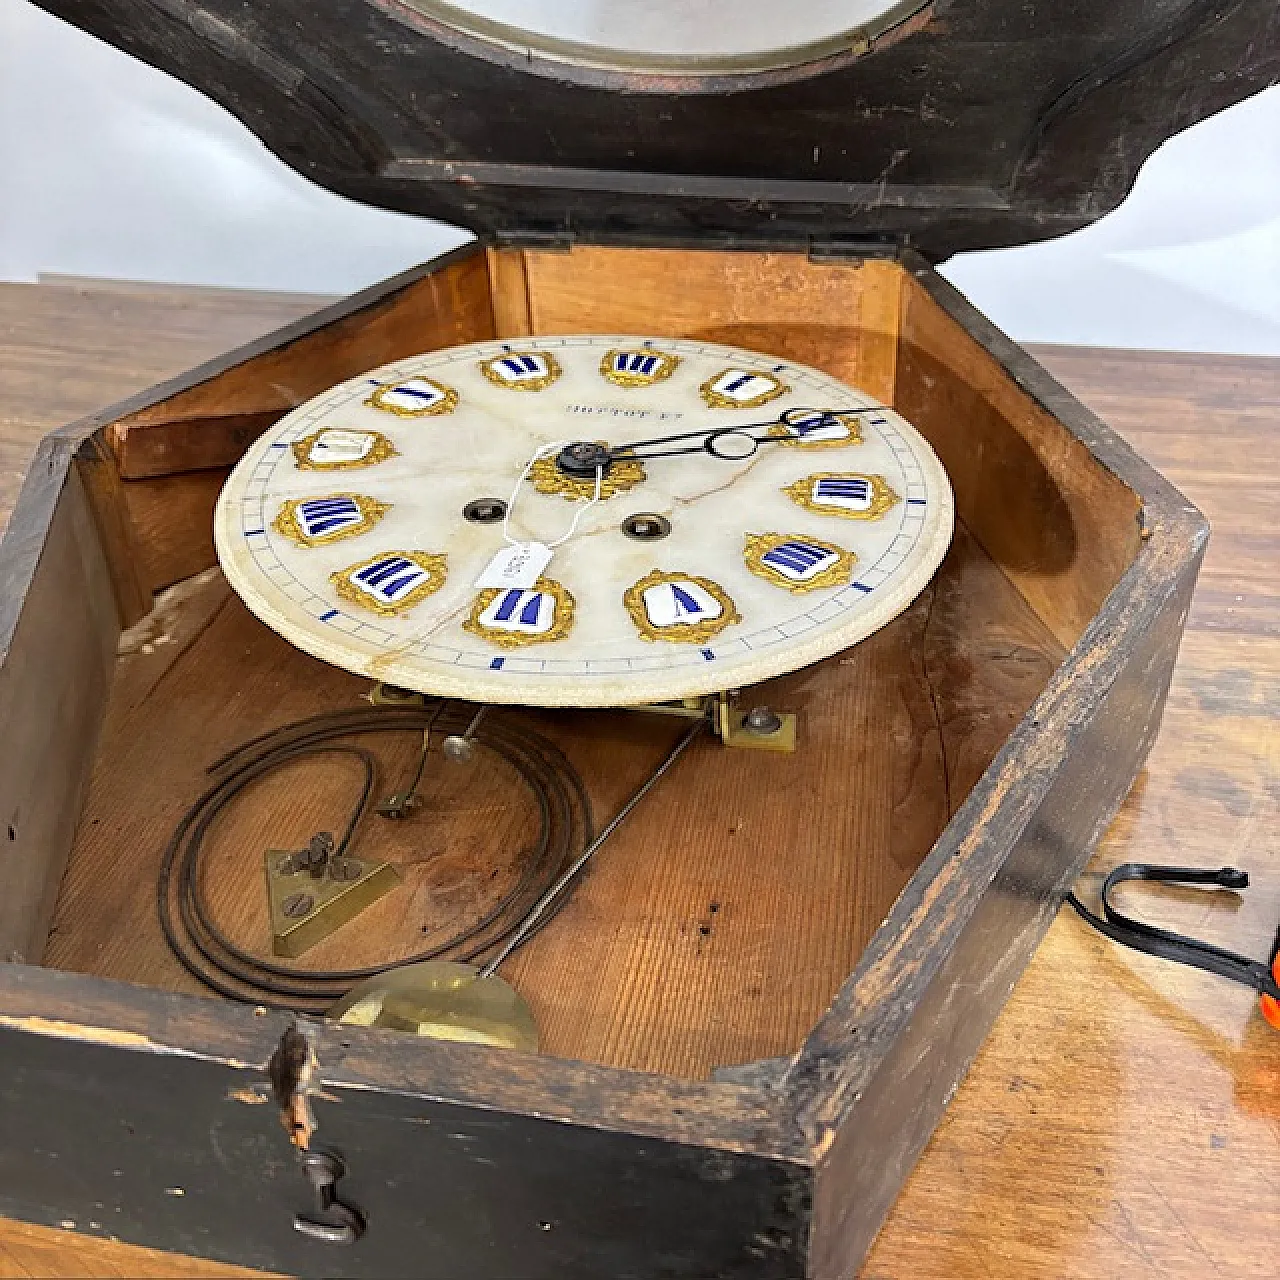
[[555, 440, 615, 480]]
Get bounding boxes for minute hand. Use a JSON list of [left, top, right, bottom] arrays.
[[607, 406, 885, 464]]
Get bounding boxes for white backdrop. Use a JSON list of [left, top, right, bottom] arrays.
[[3, 0, 1279, 355]]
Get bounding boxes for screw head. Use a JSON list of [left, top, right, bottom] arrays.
[[621, 512, 672, 541], [463, 497, 508, 524], [743, 706, 783, 735], [282, 892, 315, 919]]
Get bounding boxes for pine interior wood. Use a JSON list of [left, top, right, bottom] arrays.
[[74, 435, 154, 628], [485, 246, 534, 337], [95, 249, 1144, 641], [122, 467, 229, 592], [107, 253, 494, 480], [896, 280, 1144, 651], [500, 246, 1139, 651], [515, 245, 905, 407], [100, 253, 496, 593], [41, 514, 1062, 1079]]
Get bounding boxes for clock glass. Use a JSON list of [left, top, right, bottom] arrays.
[[214, 335, 953, 707]]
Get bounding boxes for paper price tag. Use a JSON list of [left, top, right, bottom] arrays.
[[474, 541, 554, 590]]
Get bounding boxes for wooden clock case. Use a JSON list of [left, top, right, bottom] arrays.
[[1, 2, 1276, 1276]]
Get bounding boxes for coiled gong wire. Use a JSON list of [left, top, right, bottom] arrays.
[[157, 702, 603, 1014]]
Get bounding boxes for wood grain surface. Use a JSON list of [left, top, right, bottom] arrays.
[[41, 517, 1058, 1080], [518, 247, 905, 406], [0, 283, 1277, 1276]]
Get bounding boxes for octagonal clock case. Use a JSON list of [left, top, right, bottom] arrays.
[[0, 3, 1269, 1277]]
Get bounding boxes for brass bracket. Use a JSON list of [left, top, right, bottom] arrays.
[[713, 693, 797, 753], [266, 842, 400, 958], [367, 681, 428, 708], [619, 693, 797, 752], [366, 682, 797, 752]]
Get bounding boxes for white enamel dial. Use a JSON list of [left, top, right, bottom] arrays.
[[214, 335, 953, 707]]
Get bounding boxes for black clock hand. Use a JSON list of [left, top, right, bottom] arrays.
[[606, 405, 886, 464]]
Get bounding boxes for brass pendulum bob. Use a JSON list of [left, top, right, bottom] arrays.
[[329, 960, 539, 1052]]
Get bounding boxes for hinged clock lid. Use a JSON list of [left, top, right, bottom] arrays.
[[30, 0, 1279, 259]]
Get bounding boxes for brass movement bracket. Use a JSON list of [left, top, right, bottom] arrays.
[[619, 693, 798, 753], [712, 693, 797, 753], [365, 683, 797, 753]]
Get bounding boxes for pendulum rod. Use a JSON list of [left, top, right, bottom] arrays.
[[479, 717, 707, 977]]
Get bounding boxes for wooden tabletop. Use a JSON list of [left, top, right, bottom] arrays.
[[0, 280, 1277, 1279]]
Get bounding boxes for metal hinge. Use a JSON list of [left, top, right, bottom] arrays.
[[807, 234, 907, 263]]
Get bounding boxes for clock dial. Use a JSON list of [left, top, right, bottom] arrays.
[[214, 335, 953, 707]]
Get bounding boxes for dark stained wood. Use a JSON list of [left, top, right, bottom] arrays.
[[867, 629, 1280, 1280], [24, 0, 1280, 258], [863, 343, 1280, 1280], [0, 465, 121, 964], [0, 975, 810, 1279], [814, 518, 1202, 1277], [790, 259, 1206, 1275]]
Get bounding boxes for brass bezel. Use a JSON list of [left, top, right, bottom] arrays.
[[290, 428, 399, 470], [699, 368, 789, 410], [272, 493, 391, 548], [364, 376, 459, 417], [766, 413, 865, 450], [783, 471, 902, 520], [599, 347, 681, 388], [479, 351, 564, 392]]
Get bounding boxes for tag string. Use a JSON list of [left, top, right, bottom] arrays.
[[501, 440, 604, 550]]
